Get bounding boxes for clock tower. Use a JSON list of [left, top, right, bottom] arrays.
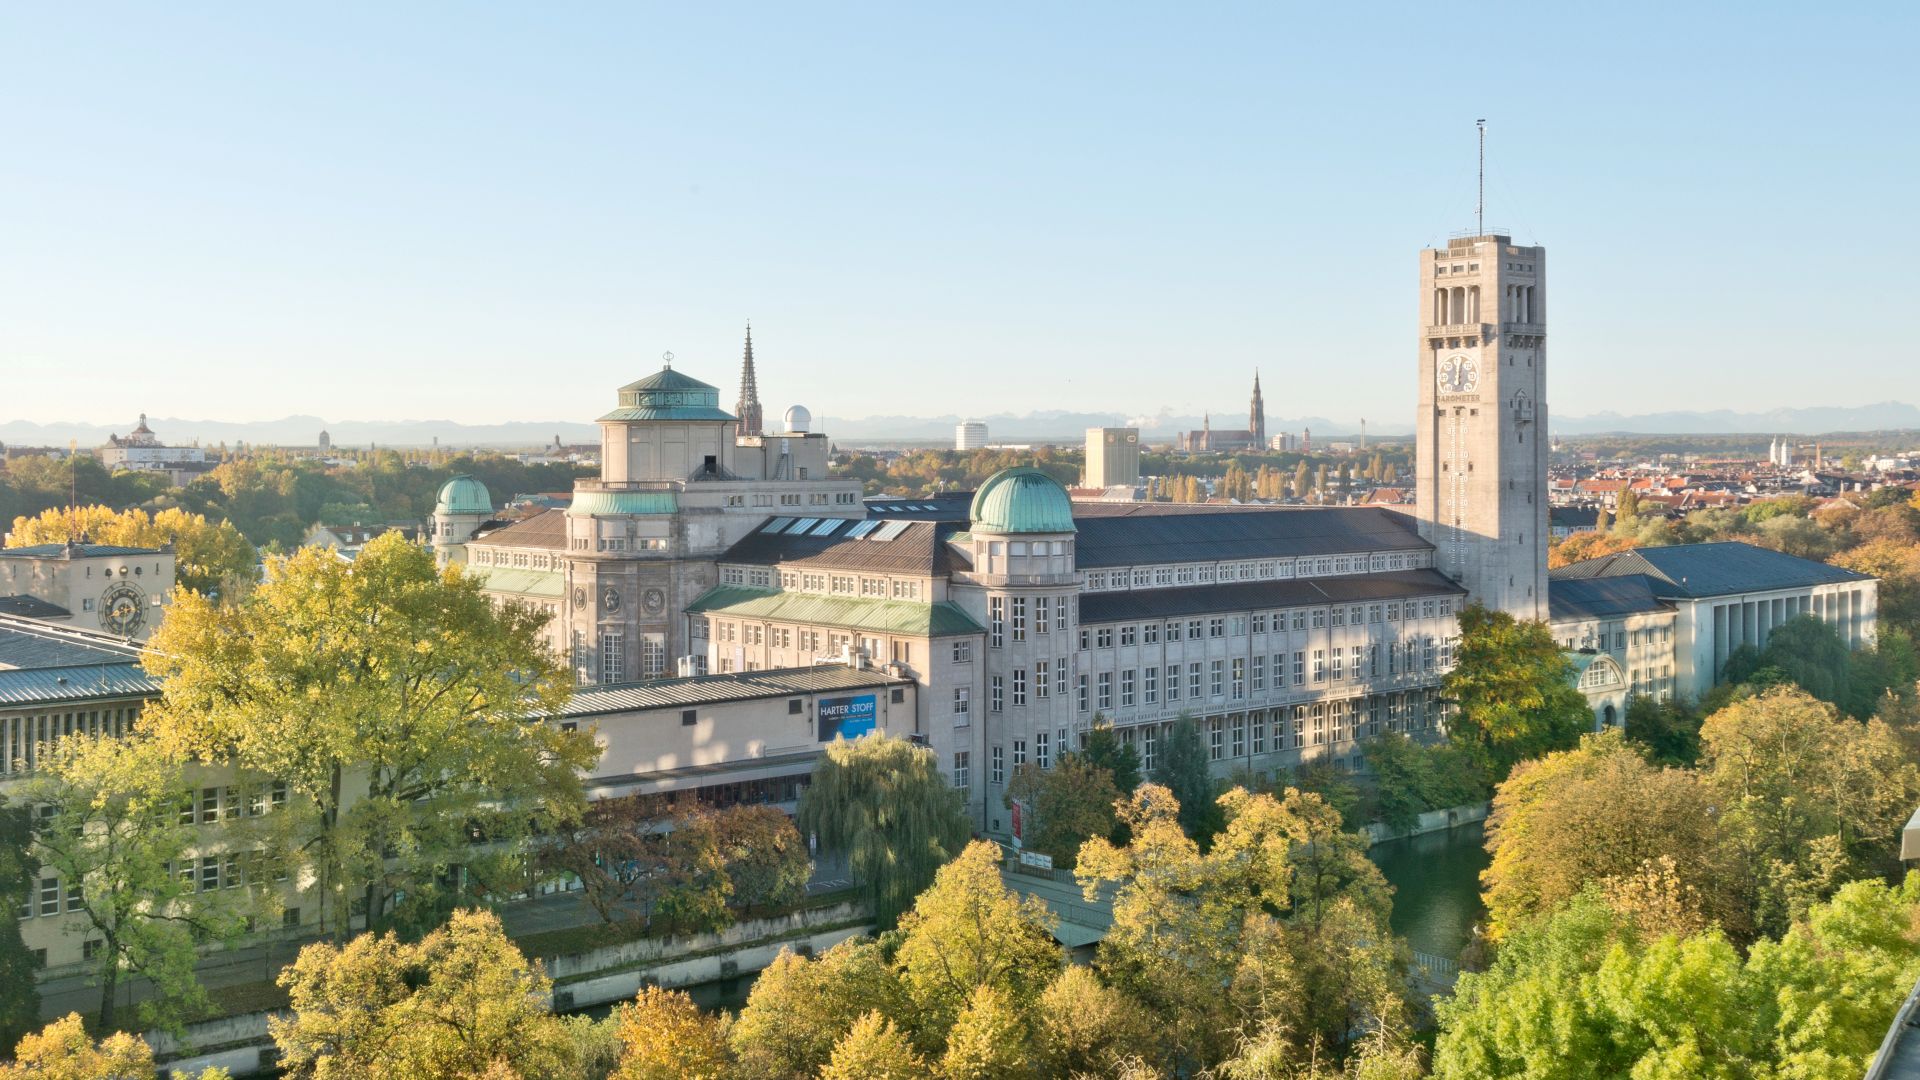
[[1415, 233, 1548, 620]]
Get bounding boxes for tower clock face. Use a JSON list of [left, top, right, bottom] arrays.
[[100, 582, 146, 636], [1438, 355, 1480, 395]]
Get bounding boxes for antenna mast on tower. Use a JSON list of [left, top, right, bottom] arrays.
[[1476, 119, 1487, 236]]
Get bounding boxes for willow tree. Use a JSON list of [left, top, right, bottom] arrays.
[[796, 733, 970, 928], [144, 532, 594, 936]]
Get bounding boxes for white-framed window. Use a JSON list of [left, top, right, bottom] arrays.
[[991, 745, 1005, 785], [1120, 669, 1135, 707], [1251, 655, 1265, 692], [1036, 596, 1051, 633], [953, 640, 972, 663], [953, 687, 971, 719], [1078, 674, 1090, 713], [990, 597, 1005, 648], [991, 676, 1004, 712], [1036, 660, 1051, 698], [1144, 665, 1159, 703], [1231, 658, 1245, 699], [1012, 668, 1027, 707], [1013, 739, 1027, 767], [1012, 597, 1027, 642], [1036, 732, 1051, 769], [1166, 664, 1182, 701], [1208, 719, 1223, 761], [1098, 671, 1113, 711], [1189, 663, 1203, 699], [953, 751, 969, 793], [1209, 660, 1224, 698]]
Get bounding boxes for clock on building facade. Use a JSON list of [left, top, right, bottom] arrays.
[[99, 581, 146, 636]]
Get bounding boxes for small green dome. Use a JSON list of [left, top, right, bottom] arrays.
[[969, 468, 1076, 535], [435, 475, 493, 516]]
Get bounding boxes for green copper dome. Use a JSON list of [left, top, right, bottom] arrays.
[[435, 475, 493, 516], [600, 366, 736, 423], [969, 468, 1076, 535]]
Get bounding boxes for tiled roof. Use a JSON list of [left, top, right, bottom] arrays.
[[1550, 541, 1871, 599], [720, 519, 965, 575], [1078, 569, 1464, 623], [472, 509, 569, 550], [557, 663, 910, 717], [1072, 507, 1428, 569], [1548, 576, 1676, 621], [686, 584, 985, 638]]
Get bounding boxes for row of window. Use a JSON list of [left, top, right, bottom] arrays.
[[1, 706, 140, 777], [178, 782, 289, 825], [1081, 551, 1426, 592], [723, 492, 861, 508], [988, 595, 1073, 647]]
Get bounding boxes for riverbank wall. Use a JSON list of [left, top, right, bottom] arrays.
[[1365, 801, 1490, 846], [150, 900, 872, 1077]]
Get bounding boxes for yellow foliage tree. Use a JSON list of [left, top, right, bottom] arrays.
[[7, 504, 256, 596]]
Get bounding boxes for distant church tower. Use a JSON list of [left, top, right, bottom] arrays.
[[1415, 231, 1549, 620], [1248, 371, 1266, 449], [736, 323, 764, 437]]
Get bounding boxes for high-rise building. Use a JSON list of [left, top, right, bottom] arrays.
[[1083, 427, 1140, 489], [735, 323, 764, 437], [1415, 233, 1549, 619], [956, 419, 988, 450]]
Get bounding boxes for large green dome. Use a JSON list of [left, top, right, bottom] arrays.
[[435, 475, 493, 516], [969, 468, 1076, 535]]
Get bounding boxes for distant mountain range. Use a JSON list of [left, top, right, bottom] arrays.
[[3, 401, 1916, 449]]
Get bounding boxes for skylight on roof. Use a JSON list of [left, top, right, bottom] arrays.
[[784, 518, 821, 534], [763, 517, 795, 533], [810, 519, 844, 536], [869, 520, 912, 542], [846, 520, 881, 539]]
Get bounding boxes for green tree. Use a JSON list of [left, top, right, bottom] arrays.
[[895, 841, 1062, 1044], [21, 734, 247, 1032], [144, 533, 595, 936], [1755, 614, 1852, 707], [1434, 876, 1920, 1079], [796, 733, 970, 928], [1443, 603, 1590, 773], [270, 909, 576, 1080], [609, 986, 734, 1080], [1700, 686, 1920, 934], [729, 938, 905, 1079], [1481, 730, 1737, 940], [1615, 488, 1641, 522], [820, 1012, 927, 1080], [1620, 694, 1703, 766], [1004, 755, 1122, 869], [1081, 722, 1143, 795], [1148, 715, 1222, 843], [0, 799, 40, 1052]]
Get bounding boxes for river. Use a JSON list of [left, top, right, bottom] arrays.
[[1368, 819, 1490, 964]]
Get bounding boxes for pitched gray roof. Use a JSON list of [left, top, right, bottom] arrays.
[[1072, 507, 1429, 569], [720, 519, 965, 575], [1550, 541, 1870, 599], [0, 596, 72, 619], [1548, 576, 1676, 621], [0, 543, 163, 559], [1079, 569, 1464, 624]]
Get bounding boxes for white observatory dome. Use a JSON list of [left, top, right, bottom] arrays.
[[783, 405, 812, 434]]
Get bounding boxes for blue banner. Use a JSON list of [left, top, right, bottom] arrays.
[[817, 694, 877, 741]]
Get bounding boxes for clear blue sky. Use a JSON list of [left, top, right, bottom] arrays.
[[3, 3, 1915, 428]]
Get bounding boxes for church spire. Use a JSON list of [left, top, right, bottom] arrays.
[[1248, 370, 1266, 450], [736, 322, 764, 436]]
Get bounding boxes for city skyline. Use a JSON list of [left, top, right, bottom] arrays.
[[4, 3, 1916, 427]]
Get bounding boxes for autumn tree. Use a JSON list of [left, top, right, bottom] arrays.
[[0, 1012, 230, 1080], [7, 504, 257, 596], [1480, 730, 1737, 940], [271, 909, 576, 1079], [729, 938, 906, 1078], [1700, 686, 1920, 934], [144, 533, 595, 936], [1076, 785, 1405, 1072], [1004, 754, 1122, 868], [21, 734, 248, 1031], [820, 1012, 927, 1080], [895, 841, 1062, 1043], [609, 986, 733, 1080], [1443, 603, 1590, 773], [940, 984, 1037, 1080], [796, 733, 970, 928], [708, 804, 811, 912]]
